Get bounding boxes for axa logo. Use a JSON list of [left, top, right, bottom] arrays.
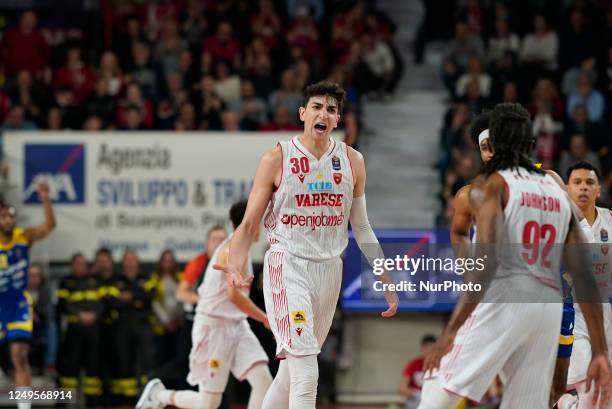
[[24, 144, 85, 204]]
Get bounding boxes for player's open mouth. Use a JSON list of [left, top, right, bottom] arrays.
[[578, 194, 589, 201], [314, 122, 327, 132]]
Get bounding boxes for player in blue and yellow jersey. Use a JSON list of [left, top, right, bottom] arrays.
[[0, 182, 56, 408]]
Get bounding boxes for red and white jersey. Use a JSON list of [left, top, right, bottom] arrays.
[[264, 136, 354, 261], [496, 167, 572, 287], [195, 235, 253, 321], [591, 207, 612, 293]]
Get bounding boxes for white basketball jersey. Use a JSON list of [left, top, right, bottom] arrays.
[[195, 235, 253, 321], [264, 136, 354, 261], [592, 207, 612, 294], [496, 168, 572, 287]]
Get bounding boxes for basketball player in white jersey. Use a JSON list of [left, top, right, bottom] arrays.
[[214, 81, 399, 409], [557, 161, 612, 409], [136, 201, 272, 409], [418, 103, 611, 409]]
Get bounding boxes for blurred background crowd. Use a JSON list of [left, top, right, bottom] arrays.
[[435, 0, 612, 225], [0, 0, 404, 148]]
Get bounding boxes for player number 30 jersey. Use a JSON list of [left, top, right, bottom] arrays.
[[264, 137, 354, 262]]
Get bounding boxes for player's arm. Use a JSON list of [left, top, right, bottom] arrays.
[[450, 185, 472, 257], [347, 146, 398, 318], [176, 280, 199, 305], [564, 213, 612, 405], [551, 303, 575, 404], [425, 174, 504, 373], [218, 244, 270, 328], [23, 183, 56, 243], [215, 146, 281, 286]]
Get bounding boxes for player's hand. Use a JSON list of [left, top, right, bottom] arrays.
[[36, 182, 50, 201], [585, 352, 612, 406], [424, 329, 456, 376], [382, 289, 399, 318], [261, 317, 271, 331], [213, 263, 253, 288]]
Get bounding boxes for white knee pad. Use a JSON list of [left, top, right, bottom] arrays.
[[287, 354, 318, 408], [417, 378, 462, 409], [199, 391, 222, 409]]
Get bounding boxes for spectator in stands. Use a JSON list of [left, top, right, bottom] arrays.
[[127, 42, 158, 100], [46, 107, 63, 130], [53, 86, 82, 129], [87, 78, 118, 127], [7, 70, 43, 125], [269, 69, 302, 124], [500, 80, 519, 103], [1, 105, 38, 131], [114, 15, 147, 70], [250, 0, 282, 50], [519, 14, 558, 72], [488, 19, 519, 64], [192, 75, 225, 130], [118, 82, 154, 129], [287, 0, 324, 22], [286, 5, 320, 60], [174, 102, 197, 131], [178, 50, 199, 90], [560, 9, 596, 71], [566, 72, 605, 122], [122, 105, 145, 130], [181, 0, 208, 52], [237, 79, 268, 130], [0, 10, 49, 77], [249, 53, 277, 99], [442, 21, 485, 96], [98, 51, 125, 97], [26, 263, 56, 375], [53, 46, 96, 105], [157, 73, 188, 129], [399, 335, 437, 409], [155, 21, 188, 80], [83, 115, 104, 131], [558, 134, 601, 178], [151, 250, 183, 365], [202, 21, 241, 72], [293, 59, 313, 91], [213, 61, 242, 112], [261, 105, 301, 131], [221, 110, 242, 131], [361, 32, 396, 99], [331, 1, 366, 53], [562, 57, 597, 97], [459, 78, 486, 115], [564, 104, 606, 155], [529, 78, 564, 122], [456, 57, 491, 98]]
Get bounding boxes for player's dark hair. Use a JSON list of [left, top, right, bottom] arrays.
[[229, 200, 248, 228], [302, 81, 345, 114], [566, 161, 601, 181], [483, 103, 542, 175], [470, 110, 491, 144], [422, 335, 437, 345]]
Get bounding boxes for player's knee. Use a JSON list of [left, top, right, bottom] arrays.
[[198, 392, 222, 409], [288, 355, 318, 397], [10, 343, 29, 369], [246, 363, 272, 391]]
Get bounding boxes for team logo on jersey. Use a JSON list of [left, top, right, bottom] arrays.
[[316, 172, 323, 180], [602, 245, 609, 255], [307, 181, 333, 191], [24, 144, 86, 204], [333, 173, 342, 185], [298, 174, 305, 183], [209, 359, 220, 369], [601, 229, 609, 242], [292, 310, 306, 324], [296, 328, 303, 336], [332, 156, 341, 171]]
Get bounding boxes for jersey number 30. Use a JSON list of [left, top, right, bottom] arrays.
[[521, 221, 556, 268]]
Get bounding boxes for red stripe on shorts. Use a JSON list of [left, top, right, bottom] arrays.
[[269, 251, 292, 349]]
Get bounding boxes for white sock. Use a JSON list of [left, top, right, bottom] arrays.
[[157, 388, 222, 409], [245, 363, 273, 409], [287, 354, 318, 409], [262, 360, 290, 409], [157, 389, 175, 406]]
